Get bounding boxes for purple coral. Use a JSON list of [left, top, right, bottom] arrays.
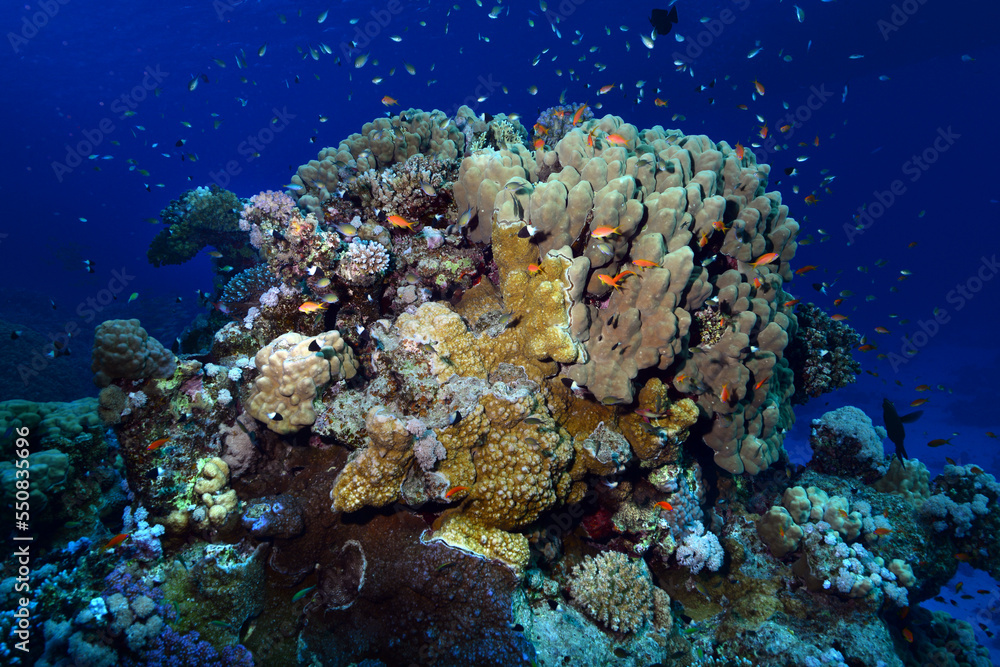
[[128, 629, 254, 667]]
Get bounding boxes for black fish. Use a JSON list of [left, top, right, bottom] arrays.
[[649, 6, 679, 35], [882, 398, 922, 460]]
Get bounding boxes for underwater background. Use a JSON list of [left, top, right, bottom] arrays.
[[1, 0, 999, 664]]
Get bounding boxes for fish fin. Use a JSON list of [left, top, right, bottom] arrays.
[[900, 410, 923, 424]]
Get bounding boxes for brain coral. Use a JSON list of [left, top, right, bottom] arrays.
[[91, 319, 176, 388], [247, 330, 357, 434]]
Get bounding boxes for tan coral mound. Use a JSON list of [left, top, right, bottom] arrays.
[[247, 330, 357, 434]]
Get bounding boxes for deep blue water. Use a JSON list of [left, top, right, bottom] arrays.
[[2, 0, 999, 660]]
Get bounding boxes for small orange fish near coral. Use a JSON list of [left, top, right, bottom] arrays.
[[102, 534, 130, 552], [751, 252, 779, 269], [631, 259, 660, 269], [795, 265, 817, 275], [527, 263, 544, 275], [873, 527, 893, 536], [381, 96, 399, 106], [754, 377, 769, 390], [591, 225, 622, 238], [598, 270, 638, 291], [858, 344, 877, 352], [874, 326, 891, 334], [572, 104, 588, 125], [654, 501, 674, 511], [735, 142, 745, 160], [605, 133, 628, 146], [955, 552, 971, 561], [783, 299, 800, 307], [533, 137, 546, 151], [902, 628, 914, 643], [915, 384, 930, 392], [147, 438, 169, 451], [830, 314, 849, 322], [654, 97, 668, 107], [445, 486, 468, 499], [698, 232, 710, 248], [910, 398, 928, 407], [753, 79, 765, 95], [298, 301, 328, 314], [804, 195, 819, 205], [387, 214, 416, 230], [720, 384, 731, 402], [598, 83, 615, 95]]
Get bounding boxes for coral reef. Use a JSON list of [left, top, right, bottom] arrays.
[[6, 107, 996, 667]]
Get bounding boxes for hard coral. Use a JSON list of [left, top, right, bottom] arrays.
[[247, 330, 358, 434], [91, 319, 176, 388], [147, 185, 251, 267], [785, 302, 861, 404], [568, 551, 661, 634]]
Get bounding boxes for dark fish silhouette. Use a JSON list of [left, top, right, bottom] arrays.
[[882, 398, 923, 460], [649, 6, 679, 35]]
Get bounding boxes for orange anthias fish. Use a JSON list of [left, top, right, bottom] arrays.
[[381, 95, 399, 106], [873, 527, 893, 536], [533, 137, 546, 150], [591, 225, 622, 238], [910, 398, 929, 407], [598, 83, 615, 95], [598, 270, 638, 291], [720, 384, 731, 402], [445, 486, 468, 499], [915, 384, 930, 392], [572, 103, 588, 125], [387, 214, 416, 230], [830, 314, 849, 321], [902, 628, 914, 643], [298, 301, 328, 313], [527, 263, 544, 275], [758, 124, 769, 139], [783, 299, 800, 307], [735, 141, 745, 160], [101, 533, 130, 552], [874, 326, 891, 334], [654, 97, 668, 107], [795, 265, 817, 275], [605, 133, 628, 146], [698, 232, 710, 248], [754, 376, 769, 390], [804, 195, 819, 205], [632, 259, 661, 270], [753, 79, 765, 95], [147, 438, 170, 451], [751, 252, 779, 269], [858, 344, 877, 352], [654, 501, 674, 511]]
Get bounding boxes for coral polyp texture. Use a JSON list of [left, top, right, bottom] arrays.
[[10, 108, 997, 667], [90, 319, 177, 388]]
